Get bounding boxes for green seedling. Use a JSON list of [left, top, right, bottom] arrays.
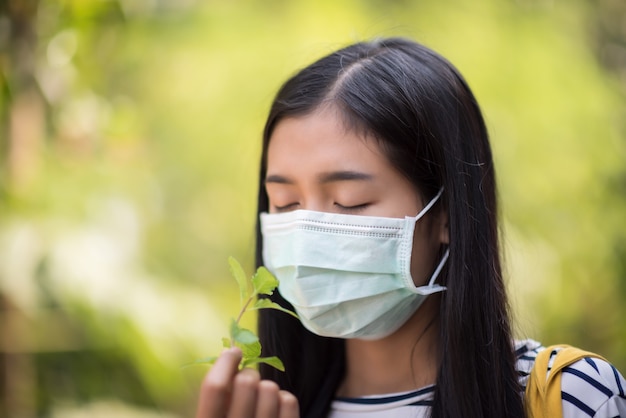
[[190, 257, 298, 371]]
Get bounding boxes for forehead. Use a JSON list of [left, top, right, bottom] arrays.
[[266, 107, 389, 174]]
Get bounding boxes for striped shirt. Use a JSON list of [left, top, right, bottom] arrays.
[[329, 339, 626, 417]]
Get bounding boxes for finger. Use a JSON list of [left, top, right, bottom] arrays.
[[254, 380, 280, 418], [278, 390, 299, 418], [196, 347, 242, 418], [226, 368, 260, 418]]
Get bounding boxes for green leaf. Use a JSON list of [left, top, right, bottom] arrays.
[[230, 319, 259, 345], [222, 337, 231, 348], [180, 356, 218, 368], [228, 256, 250, 303], [253, 298, 299, 319], [251, 267, 279, 296], [242, 356, 285, 371], [234, 328, 259, 345], [237, 339, 261, 359]]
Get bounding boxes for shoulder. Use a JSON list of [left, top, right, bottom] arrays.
[[515, 340, 626, 417], [558, 350, 626, 417]]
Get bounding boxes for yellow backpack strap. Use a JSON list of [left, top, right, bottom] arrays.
[[525, 344, 608, 418]]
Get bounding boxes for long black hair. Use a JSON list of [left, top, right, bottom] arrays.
[[255, 37, 524, 418]]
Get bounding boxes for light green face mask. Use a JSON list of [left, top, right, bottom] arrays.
[[260, 188, 448, 340]]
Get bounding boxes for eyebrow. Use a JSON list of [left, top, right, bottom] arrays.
[[318, 170, 374, 183], [264, 170, 374, 185]]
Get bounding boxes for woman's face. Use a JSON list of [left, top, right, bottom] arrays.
[[264, 106, 448, 287]]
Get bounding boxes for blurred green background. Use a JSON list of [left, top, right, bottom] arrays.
[[1, 0, 625, 416]]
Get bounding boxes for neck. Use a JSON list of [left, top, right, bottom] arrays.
[[336, 295, 441, 397]]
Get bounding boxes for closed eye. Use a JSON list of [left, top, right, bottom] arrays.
[[273, 202, 299, 212], [334, 202, 370, 213]]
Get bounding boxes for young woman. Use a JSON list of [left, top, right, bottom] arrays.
[[196, 37, 626, 418]]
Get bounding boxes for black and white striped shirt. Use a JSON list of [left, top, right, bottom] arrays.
[[329, 340, 626, 417]]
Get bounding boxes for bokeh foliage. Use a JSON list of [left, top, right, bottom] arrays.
[[0, 0, 624, 416]]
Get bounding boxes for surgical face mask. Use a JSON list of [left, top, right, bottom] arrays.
[[260, 188, 449, 340]]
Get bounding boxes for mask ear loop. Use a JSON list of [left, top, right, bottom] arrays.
[[414, 187, 445, 221], [411, 185, 448, 296], [412, 248, 449, 295]]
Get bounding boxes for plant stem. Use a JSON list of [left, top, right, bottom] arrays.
[[236, 295, 254, 324], [230, 294, 255, 346]]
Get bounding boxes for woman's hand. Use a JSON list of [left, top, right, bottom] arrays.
[[196, 347, 299, 418]]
